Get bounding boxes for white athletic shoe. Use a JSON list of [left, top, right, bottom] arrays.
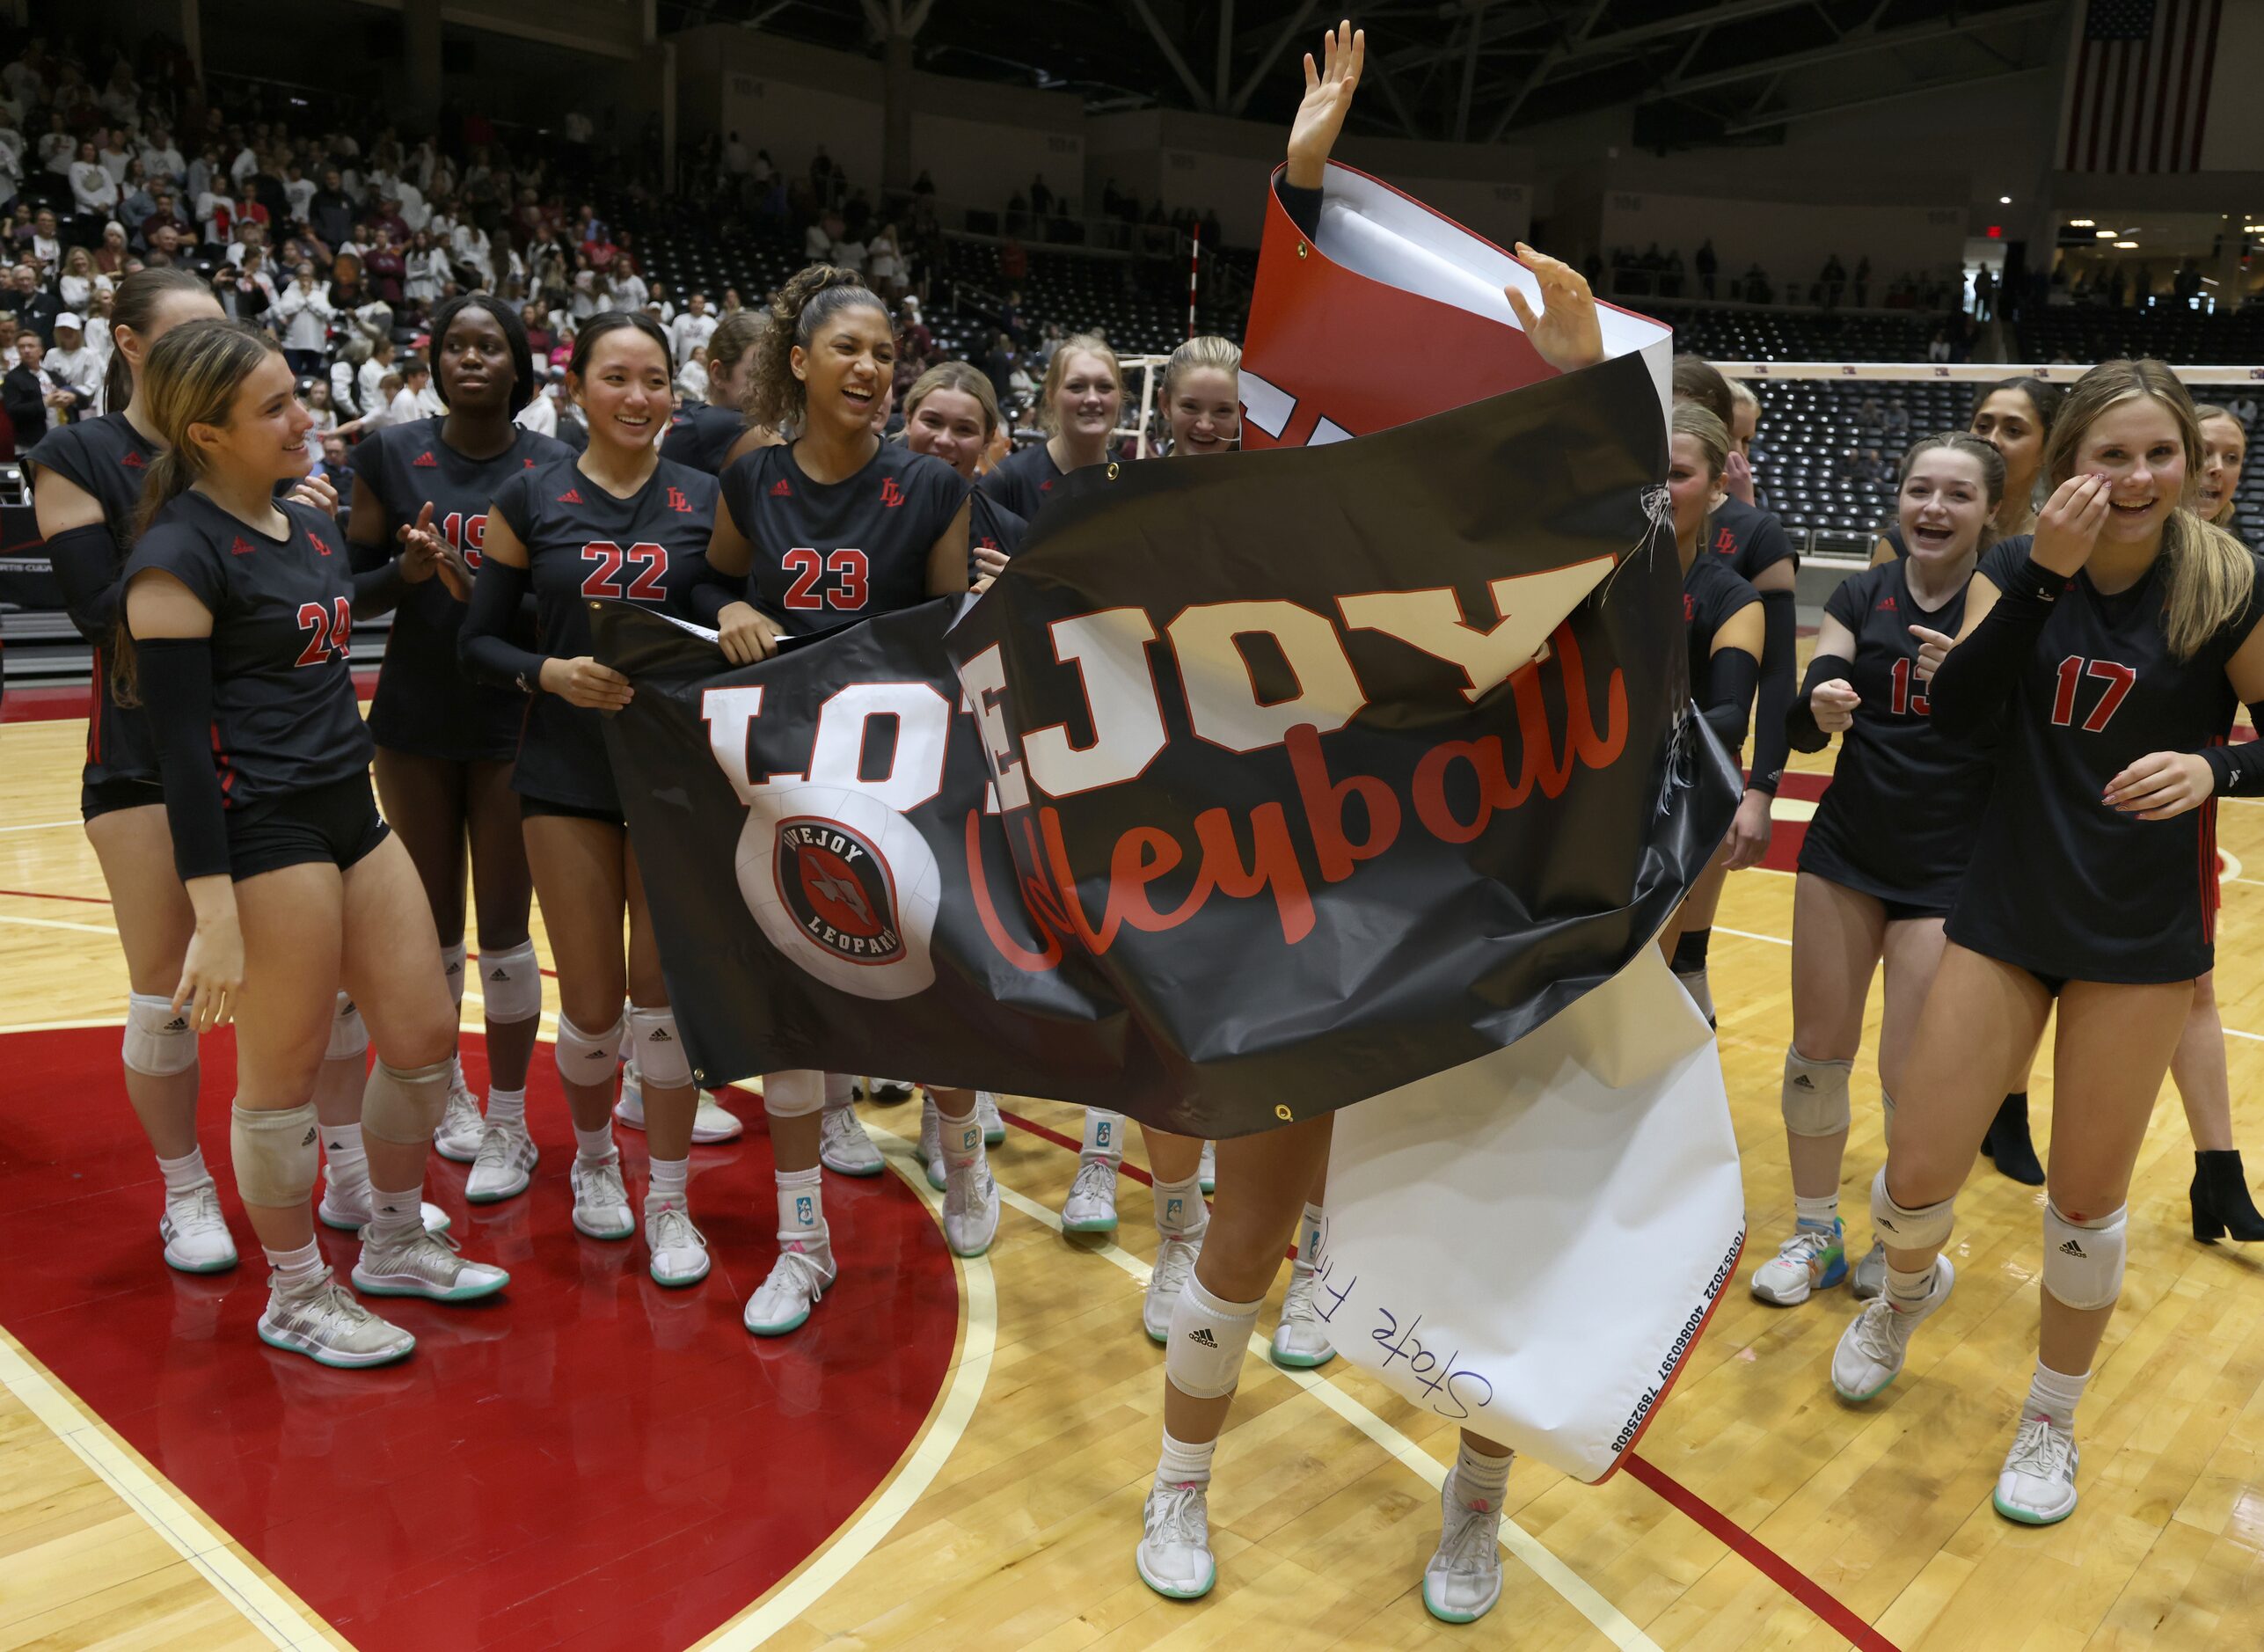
[[1135, 1479, 1216, 1600], [464, 1119, 538, 1203], [1144, 1232, 1202, 1344], [644, 1199, 711, 1288], [1749, 1219, 1847, 1306], [615, 1065, 746, 1143], [819, 1104, 885, 1177], [1271, 1261, 1336, 1368], [570, 1156, 635, 1239], [1993, 1413, 2080, 1525], [158, 1181, 238, 1274], [977, 1090, 1004, 1146], [865, 1078, 916, 1104], [257, 1270, 415, 1369], [943, 1156, 999, 1257], [1422, 1466, 1507, 1623], [1197, 1139, 1216, 1195], [434, 1078, 484, 1163], [744, 1234, 836, 1336], [1063, 1157, 1120, 1232], [317, 1185, 451, 1236], [352, 1227, 509, 1303], [919, 1094, 946, 1190], [1831, 1255, 1954, 1401], [1851, 1238, 1887, 1301]]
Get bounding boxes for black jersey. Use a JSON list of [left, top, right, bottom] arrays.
[[1684, 552, 1761, 705], [977, 439, 1070, 524], [349, 418, 572, 763], [968, 486, 1026, 576], [490, 456, 719, 813], [1799, 559, 1992, 910], [1709, 495, 1796, 584], [26, 413, 159, 788], [1948, 537, 2264, 982], [123, 493, 371, 809], [718, 441, 967, 639], [661, 403, 745, 476]]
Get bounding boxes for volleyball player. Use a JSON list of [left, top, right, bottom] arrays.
[[1135, 27, 1586, 1618], [1664, 356, 1792, 1025], [1832, 360, 2264, 1526], [683, 265, 994, 1336], [1873, 377, 2063, 564], [2176, 403, 2264, 1241], [1755, 434, 2000, 1310], [1656, 402, 1764, 972], [31, 269, 235, 1273], [448, 311, 719, 1289], [346, 294, 564, 1207], [976, 331, 1121, 523], [122, 320, 508, 1367], [660, 310, 766, 474]]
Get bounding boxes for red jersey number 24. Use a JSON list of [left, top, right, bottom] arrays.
[[2049, 655, 2136, 732], [294, 596, 354, 667], [581, 541, 671, 602]]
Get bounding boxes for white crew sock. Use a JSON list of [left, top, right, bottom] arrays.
[[647, 1154, 689, 1210], [1453, 1438, 1515, 1509], [322, 1122, 369, 1198], [1295, 1200, 1324, 1262], [2022, 1360, 2090, 1429], [157, 1146, 211, 1195], [1793, 1192, 1839, 1228], [369, 1175, 424, 1242], [1080, 1107, 1123, 1162], [1157, 1429, 1216, 1489], [1153, 1172, 1207, 1240], [1885, 1260, 1938, 1311], [939, 1104, 984, 1173], [777, 1166, 824, 1239], [266, 1237, 324, 1290], [574, 1120, 617, 1166], [486, 1086, 526, 1129]]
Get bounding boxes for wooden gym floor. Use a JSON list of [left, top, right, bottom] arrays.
[[3, 682, 2262, 1652]]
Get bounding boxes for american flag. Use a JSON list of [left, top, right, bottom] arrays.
[[2059, 0, 2224, 173]]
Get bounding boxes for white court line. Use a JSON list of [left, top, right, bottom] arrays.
[[1713, 925, 1791, 948], [0, 1331, 336, 1650], [975, 1172, 1662, 1652], [697, 1123, 996, 1652], [0, 818, 82, 832], [0, 910, 119, 937]]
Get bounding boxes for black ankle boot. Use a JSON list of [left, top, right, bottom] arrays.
[[2191, 1150, 2264, 1243], [1981, 1093, 2045, 1185]]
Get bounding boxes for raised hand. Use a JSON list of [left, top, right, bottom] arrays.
[[1286, 20, 1363, 189], [287, 471, 340, 516], [2030, 472, 2111, 577], [1908, 625, 1955, 684], [1505, 244, 1604, 373]]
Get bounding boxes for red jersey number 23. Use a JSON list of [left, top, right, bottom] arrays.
[[781, 546, 871, 611], [581, 541, 671, 602]]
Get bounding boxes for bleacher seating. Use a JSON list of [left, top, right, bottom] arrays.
[[2017, 306, 2264, 368], [1649, 306, 1939, 363]]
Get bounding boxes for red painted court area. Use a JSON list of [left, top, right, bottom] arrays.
[[0, 1027, 957, 1651]]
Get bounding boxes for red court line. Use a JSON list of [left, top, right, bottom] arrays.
[[999, 1104, 1902, 1652], [0, 887, 114, 906]]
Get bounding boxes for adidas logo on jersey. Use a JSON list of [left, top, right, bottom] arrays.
[[229, 535, 258, 556], [770, 479, 792, 497], [559, 486, 584, 504], [413, 450, 439, 467], [121, 450, 144, 468], [1875, 596, 1898, 611], [879, 477, 906, 508]]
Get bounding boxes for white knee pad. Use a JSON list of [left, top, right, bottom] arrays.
[[478, 940, 543, 1023], [2041, 1202, 2128, 1312], [1871, 1166, 1956, 1253], [326, 992, 369, 1063], [763, 1069, 824, 1118], [556, 1010, 626, 1088], [628, 1006, 692, 1090], [1782, 1049, 1853, 1137], [361, 1056, 452, 1146], [231, 1101, 319, 1207], [442, 940, 467, 1009], [824, 1072, 855, 1109], [1163, 1275, 1260, 1401], [122, 992, 196, 1076]]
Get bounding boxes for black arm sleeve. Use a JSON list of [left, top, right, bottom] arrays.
[[1786, 653, 1853, 753], [676, 556, 748, 628], [349, 555, 412, 618], [43, 522, 126, 641], [1698, 647, 1762, 754], [2202, 708, 2264, 797], [1929, 556, 2068, 742], [134, 637, 232, 881], [1747, 588, 1796, 791], [457, 558, 550, 691], [1274, 176, 1322, 240]]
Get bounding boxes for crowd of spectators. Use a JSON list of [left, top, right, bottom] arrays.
[[1596, 239, 1968, 315]]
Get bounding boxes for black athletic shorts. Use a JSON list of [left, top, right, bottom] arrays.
[[226, 773, 392, 881], [519, 793, 626, 829], [81, 775, 164, 822]]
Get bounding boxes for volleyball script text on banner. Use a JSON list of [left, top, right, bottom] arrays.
[[596, 362, 1740, 1140]]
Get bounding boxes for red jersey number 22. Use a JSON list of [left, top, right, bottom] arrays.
[[581, 541, 671, 602]]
